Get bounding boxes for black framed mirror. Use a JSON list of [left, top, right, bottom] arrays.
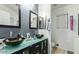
[[29, 11, 38, 29], [0, 4, 21, 28]]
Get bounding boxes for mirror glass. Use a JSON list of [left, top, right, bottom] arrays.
[[38, 16, 46, 29], [0, 4, 20, 28]]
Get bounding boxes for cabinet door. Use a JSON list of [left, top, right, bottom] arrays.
[[29, 42, 42, 54], [29, 39, 48, 54], [40, 39, 48, 54]]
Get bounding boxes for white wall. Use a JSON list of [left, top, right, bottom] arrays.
[[51, 4, 79, 52], [38, 4, 52, 53], [38, 4, 50, 17]]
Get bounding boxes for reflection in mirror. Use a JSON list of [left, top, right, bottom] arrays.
[[38, 16, 46, 29], [0, 4, 20, 28], [31, 12, 37, 28]]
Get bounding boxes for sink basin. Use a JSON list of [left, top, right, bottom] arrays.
[[3, 38, 25, 46], [35, 34, 44, 39]]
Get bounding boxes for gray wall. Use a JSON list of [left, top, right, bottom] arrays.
[[20, 4, 38, 37], [0, 4, 38, 38]]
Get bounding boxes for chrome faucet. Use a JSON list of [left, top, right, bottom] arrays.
[[10, 31, 12, 38]]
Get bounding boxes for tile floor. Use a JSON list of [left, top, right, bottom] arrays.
[[51, 47, 74, 54], [52, 47, 67, 54]]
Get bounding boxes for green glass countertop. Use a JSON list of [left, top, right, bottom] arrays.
[[0, 37, 47, 54]]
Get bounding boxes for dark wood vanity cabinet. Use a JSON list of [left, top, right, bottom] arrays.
[[13, 39, 48, 54]]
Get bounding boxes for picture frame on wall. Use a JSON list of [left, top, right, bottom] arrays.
[[56, 13, 68, 29], [29, 11, 38, 29], [70, 16, 74, 31]]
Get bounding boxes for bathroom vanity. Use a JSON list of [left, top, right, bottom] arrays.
[[0, 37, 48, 54]]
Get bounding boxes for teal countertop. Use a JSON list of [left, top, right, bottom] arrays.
[[0, 37, 47, 54]]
